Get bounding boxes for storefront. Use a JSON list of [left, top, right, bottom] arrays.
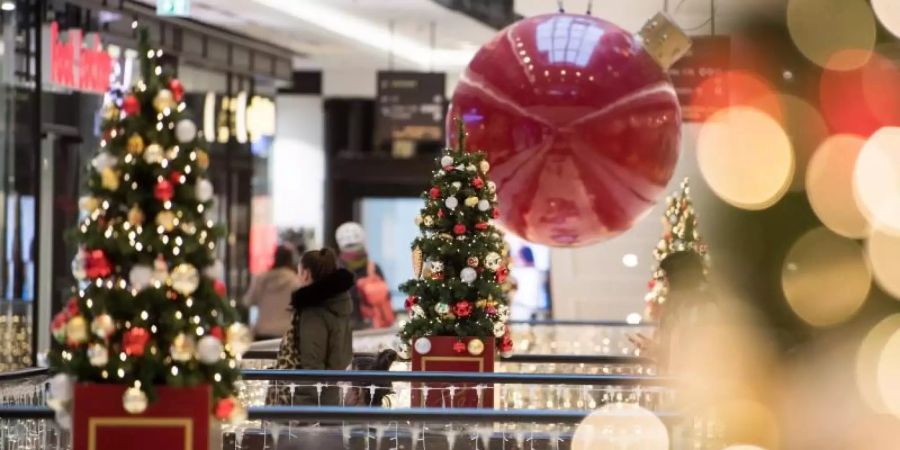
[[0, 0, 292, 370]]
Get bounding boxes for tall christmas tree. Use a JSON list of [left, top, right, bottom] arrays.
[[399, 122, 512, 355], [47, 30, 250, 423], [644, 177, 709, 321]]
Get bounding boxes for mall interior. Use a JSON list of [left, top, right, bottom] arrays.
[[0, 0, 899, 449]]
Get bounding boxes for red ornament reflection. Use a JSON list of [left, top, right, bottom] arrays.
[[449, 13, 682, 246]]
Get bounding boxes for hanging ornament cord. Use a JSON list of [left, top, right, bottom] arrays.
[[557, 0, 565, 13], [586, 0, 594, 15]]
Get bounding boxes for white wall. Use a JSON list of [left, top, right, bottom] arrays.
[[271, 95, 325, 244], [550, 125, 705, 321]]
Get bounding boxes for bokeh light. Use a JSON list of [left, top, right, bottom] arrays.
[[873, 0, 900, 39], [853, 127, 900, 234], [857, 314, 900, 413], [820, 50, 900, 136], [877, 326, 900, 418], [782, 227, 871, 327], [806, 134, 869, 238], [697, 107, 794, 210], [774, 94, 829, 191], [866, 230, 900, 299], [860, 50, 900, 128], [691, 70, 782, 122], [703, 399, 779, 449], [722, 446, 767, 450], [787, 0, 876, 70], [571, 403, 668, 450]]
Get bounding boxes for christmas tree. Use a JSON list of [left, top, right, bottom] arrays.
[[47, 30, 250, 423], [644, 177, 709, 321], [399, 122, 512, 355]]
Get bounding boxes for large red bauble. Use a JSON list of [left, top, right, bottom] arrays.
[[154, 180, 175, 201], [449, 13, 682, 246]]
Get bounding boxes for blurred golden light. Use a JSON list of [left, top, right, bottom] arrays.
[[873, 0, 900, 39], [572, 403, 668, 450], [697, 107, 794, 210], [787, 0, 876, 70], [782, 227, 872, 327], [692, 70, 782, 122], [857, 314, 900, 413], [775, 94, 829, 191], [709, 399, 779, 449], [853, 127, 900, 234], [806, 134, 869, 239], [866, 230, 900, 299], [722, 446, 767, 450], [877, 326, 900, 418]]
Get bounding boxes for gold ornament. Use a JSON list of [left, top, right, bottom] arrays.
[[171, 263, 200, 295], [79, 196, 100, 214], [156, 211, 176, 231], [122, 387, 148, 414], [196, 150, 210, 170], [480, 160, 490, 173], [467, 338, 485, 356], [66, 316, 88, 344], [412, 246, 424, 279], [170, 333, 195, 362], [91, 314, 116, 339], [126, 134, 145, 155], [226, 323, 253, 357], [464, 196, 479, 207], [143, 144, 164, 164], [153, 89, 176, 112], [128, 206, 145, 226], [423, 216, 434, 227], [100, 168, 120, 190]]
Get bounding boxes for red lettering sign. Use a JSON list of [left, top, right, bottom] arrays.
[[49, 22, 112, 93]]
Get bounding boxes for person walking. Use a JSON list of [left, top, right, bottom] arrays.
[[334, 222, 394, 329], [268, 248, 355, 406], [242, 244, 301, 340]]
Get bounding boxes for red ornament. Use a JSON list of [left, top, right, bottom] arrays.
[[474, 222, 489, 231], [485, 305, 498, 316], [429, 187, 441, 199], [169, 79, 185, 102], [496, 267, 509, 283], [155, 180, 175, 201], [405, 296, 418, 310], [492, 208, 500, 219], [453, 341, 467, 353], [122, 327, 150, 356], [214, 397, 235, 420], [210, 326, 224, 340], [472, 178, 484, 189], [51, 311, 68, 332], [86, 250, 112, 279], [499, 331, 514, 353], [432, 272, 445, 281], [448, 14, 682, 247], [438, 209, 445, 218], [453, 224, 467, 235], [453, 300, 473, 318], [168, 170, 183, 185], [65, 297, 80, 316], [213, 280, 227, 297], [122, 95, 140, 116], [167, 290, 179, 301]]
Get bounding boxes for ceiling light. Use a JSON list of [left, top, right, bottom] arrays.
[[1, 2, 15, 11], [622, 253, 639, 268]]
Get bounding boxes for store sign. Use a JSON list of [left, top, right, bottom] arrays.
[[375, 71, 445, 157], [157, 0, 191, 16], [45, 21, 113, 93], [668, 36, 730, 122]]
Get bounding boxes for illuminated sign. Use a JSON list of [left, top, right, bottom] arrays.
[[45, 21, 113, 93]]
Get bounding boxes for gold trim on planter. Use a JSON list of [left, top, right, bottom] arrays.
[[88, 417, 193, 450]]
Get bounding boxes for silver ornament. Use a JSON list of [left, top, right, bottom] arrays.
[[440, 155, 454, 167], [460, 267, 478, 284], [477, 199, 491, 212], [129, 265, 153, 291], [414, 337, 432, 355], [175, 119, 197, 144], [196, 335, 223, 364], [445, 196, 459, 210], [122, 387, 148, 414], [195, 178, 214, 202]]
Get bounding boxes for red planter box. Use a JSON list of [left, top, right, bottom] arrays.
[[73, 384, 211, 450], [411, 336, 494, 408]]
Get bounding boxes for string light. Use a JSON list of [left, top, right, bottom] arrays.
[[171, 366, 179, 376], [186, 298, 193, 308], [197, 204, 204, 213], [86, 299, 93, 308], [140, 311, 149, 320], [184, 165, 192, 174], [175, 311, 183, 320], [150, 325, 157, 333], [214, 373, 222, 382], [119, 353, 126, 362], [163, 201, 172, 209], [195, 328, 204, 336], [110, 130, 118, 138], [156, 122, 163, 131]]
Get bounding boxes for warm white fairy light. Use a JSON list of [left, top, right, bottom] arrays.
[[146, 49, 154, 58], [156, 49, 163, 57], [191, 316, 200, 325], [100, 140, 106, 148], [86, 299, 93, 308], [95, 279, 103, 287], [135, 242, 143, 251], [119, 352, 126, 362], [156, 122, 163, 131], [213, 373, 222, 382], [156, 113, 164, 121], [175, 311, 183, 320], [131, 182, 138, 190], [185, 298, 193, 308], [197, 204, 204, 213], [163, 108, 171, 117], [175, 237, 183, 246], [178, 175, 186, 183], [140, 310, 149, 320], [110, 129, 118, 138], [150, 325, 157, 333], [184, 165, 192, 174], [161, 235, 169, 245], [173, 247, 180, 256], [163, 201, 172, 209], [101, 370, 108, 379], [195, 328, 204, 336], [171, 366, 179, 376], [168, 122, 175, 130], [161, 159, 168, 168]]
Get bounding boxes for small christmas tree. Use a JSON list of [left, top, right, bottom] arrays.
[[645, 177, 709, 321], [47, 30, 250, 422], [399, 121, 512, 355]]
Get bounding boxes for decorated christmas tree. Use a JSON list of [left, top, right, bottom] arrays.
[[47, 30, 250, 423], [644, 177, 709, 321], [399, 122, 512, 355]]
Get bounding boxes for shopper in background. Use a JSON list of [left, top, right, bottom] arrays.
[[511, 246, 542, 321], [268, 248, 355, 406], [335, 222, 395, 329], [242, 244, 301, 340]]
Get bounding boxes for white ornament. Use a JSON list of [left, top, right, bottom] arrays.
[[493, 322, 507, 337], [129, 265, 153, 291], [487, 181, 497, 193], [440, 155, 454, 167], [460, 267, 478, 284], [72, 252, 87, 280], [445, 196, 459, 210], [171, 263, 200, 295], [410, 304, 425, 318], [466, 164, 477, 172], [122, 387, 148, 414], [143, 144, 164, 164], [195, 178, 214, 202], [480, 160, 490, 173], [484, 252, 502, 271], [88, 343, 109, 367], [175, 119, 197, 143], [452, 181, 462, 190], [496, 304, 510, 322], [91, 152, 118, 172], [414, 337, 432, 355], [455, 164, 465, 171], [477, 199, 491, 211], [429, 260, 444, 273], [197, 335, 223, 364], [204, 260, 225, 281], [227, 323, 253, 357]]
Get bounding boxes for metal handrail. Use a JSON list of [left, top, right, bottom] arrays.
[[242, 350, 652, 366], [0, 367, 49, 382], [241, 369, 673, 386], [509, 319, 656, 327]]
